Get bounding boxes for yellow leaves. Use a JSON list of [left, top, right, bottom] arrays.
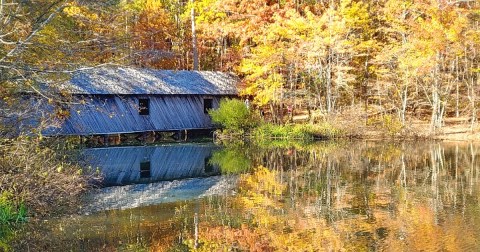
[[63, 5, 83, 17], [340, 0, 370, 31], [37, 25, 60, 45], [239, 60, 264, 78], [54, 108, 70, 120], [377, 0, 475, 89], [122, 0, 162, 12], [265, 10, 312, 44], [194, 0, 227, 24], [239, 42, 287, 105], [144, 0, 163, 11], [411, 2, 469, 54], [63, 5, 99, 24]]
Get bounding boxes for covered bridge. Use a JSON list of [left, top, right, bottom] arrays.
[[45, 66, 238, 136]]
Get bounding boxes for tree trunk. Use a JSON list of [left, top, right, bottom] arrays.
[[430, 53, 443, 133], [470, 76, 477, 130], [455, 56, 460, 118], [191, 0, 199, 70], [430, 81, 442, 133], [400, 84, 408, 125], [326, 48, 332, 114]]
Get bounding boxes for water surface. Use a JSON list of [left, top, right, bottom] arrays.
[[9, 141, 480, 251]]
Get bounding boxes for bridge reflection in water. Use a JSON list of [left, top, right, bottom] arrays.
[[80, 143, 236, 213], [82, 143, 221, 186]]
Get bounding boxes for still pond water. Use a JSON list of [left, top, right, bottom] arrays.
[[10, 141, 480, 251]]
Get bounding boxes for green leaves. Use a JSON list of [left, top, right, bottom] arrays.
[[0, 192, 27, 226], [209, 99, 259, 131]]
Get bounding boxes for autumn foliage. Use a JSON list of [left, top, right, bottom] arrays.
[[1, 0, 479, 133]]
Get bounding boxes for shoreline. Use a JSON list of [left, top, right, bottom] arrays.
[[215, 118, 480, 143]]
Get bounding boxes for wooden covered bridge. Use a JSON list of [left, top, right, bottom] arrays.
[[43, 66, 238, 139]]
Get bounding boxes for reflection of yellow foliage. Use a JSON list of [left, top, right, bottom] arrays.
[[363, 143, 402, 163], [188, 224, 274, 252], [391, 204, 478, 252], [176, 144, 480, 251], [237, 166, 285, 227], [239, 166, 285, 199], [268, 218, 343, 251], [185, 166, 344, 251], [191, 214, 344, 251]]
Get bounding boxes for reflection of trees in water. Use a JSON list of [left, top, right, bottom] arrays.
[[185, 141, 480, 251], [10, 141, 480, 251], [252, 141, 479, 215], [11, 202, 186, 251]]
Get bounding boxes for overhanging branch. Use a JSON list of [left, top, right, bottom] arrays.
[[0, 1, 67, 63]]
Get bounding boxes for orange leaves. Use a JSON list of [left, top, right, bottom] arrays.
[[131, 2, 177, 68], [195, 225, 274, 252]]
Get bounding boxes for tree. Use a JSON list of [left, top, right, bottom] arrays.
[[130, 0, 178, 68]]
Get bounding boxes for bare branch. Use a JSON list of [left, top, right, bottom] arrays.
[[0, 38, 15, 45], [0, 1, 66, 63]]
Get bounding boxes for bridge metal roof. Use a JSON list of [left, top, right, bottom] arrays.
[[61, 66, 238, 95]]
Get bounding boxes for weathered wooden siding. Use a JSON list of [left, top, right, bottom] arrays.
[[81, 144, 220, 186], [48, 95, 224, 135]]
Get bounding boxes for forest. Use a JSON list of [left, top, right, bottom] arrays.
[[0, 0, 479, 136], [1, 1, 480, 249]]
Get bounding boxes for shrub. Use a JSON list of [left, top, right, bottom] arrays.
[[0, 137, 95, 217], [252, 124, 297, 139], [209, 99, 259, 132], [381, 114, 403, 136]]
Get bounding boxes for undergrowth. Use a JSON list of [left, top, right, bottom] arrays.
[[0, 137, 96, 218], [0, 192, 27, 225]]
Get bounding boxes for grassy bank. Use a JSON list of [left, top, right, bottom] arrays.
[[250, 122, 344, 140], [210, 99, 349, 141], [209, 98, 480, 141], [214, 122, 346, 142]]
